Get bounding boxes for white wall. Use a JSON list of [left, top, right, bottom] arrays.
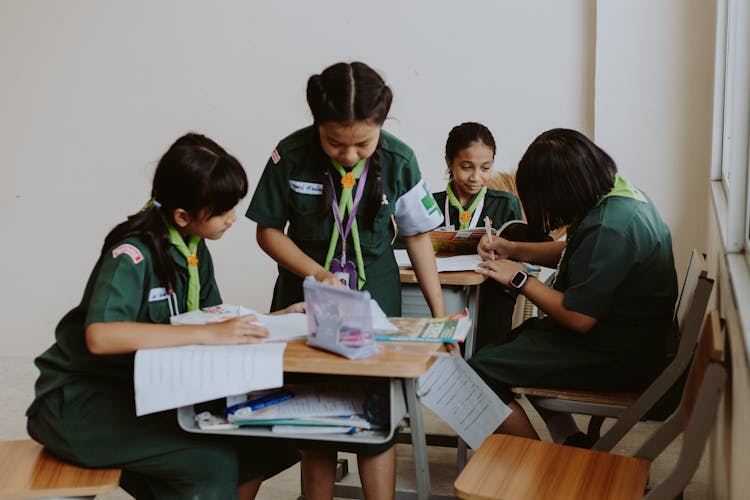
[[1, 0, 594, 357], [1, 0, 719, 358], [594, 0, 716, 276]]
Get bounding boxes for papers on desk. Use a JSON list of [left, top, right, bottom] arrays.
[[133, 342, 286, 416], [395, 249, 482, 273], [254, 313, 308, 341], [170, 304, 308, 342], [418, 354, 511, 450]]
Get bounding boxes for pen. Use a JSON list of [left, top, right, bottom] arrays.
[[224, 389, 293, 415], [484, 216, 494, 260]]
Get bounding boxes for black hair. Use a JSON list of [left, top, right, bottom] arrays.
[[102, 132, 248, 289], [516, 128, 617, 233], [445, 122, 496, 162], [307, 62, 393, 225]]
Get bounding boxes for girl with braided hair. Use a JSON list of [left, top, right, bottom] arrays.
[[247, 61, 445, 499]]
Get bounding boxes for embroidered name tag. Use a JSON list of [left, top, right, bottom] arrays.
[[148, 287, 169, 302], [289, 179, 323, 195], [112, 243, 144, 264]]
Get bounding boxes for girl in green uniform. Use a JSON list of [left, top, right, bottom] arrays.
[[26, 133, 300, 500], [432, 122, 523, 348], [471, 128, 677, 445], [246, 61, 446, 500]]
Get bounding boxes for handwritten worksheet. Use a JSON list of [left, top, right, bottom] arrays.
[[418, 354, 511, 449], [134, 342, 286, 416]]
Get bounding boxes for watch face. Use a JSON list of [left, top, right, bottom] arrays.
[[511, 271, 527, 288]]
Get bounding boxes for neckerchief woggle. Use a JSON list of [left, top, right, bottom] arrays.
[[445, 181, 487, 229], [324, 158, 369, 290], [166, 223, 202, 311]]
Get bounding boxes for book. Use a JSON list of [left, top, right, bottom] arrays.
[[375, 310, 472, 343], [232, 415, 380, 430], [429, 219, 530, 255], [170, 304, 255, 325]]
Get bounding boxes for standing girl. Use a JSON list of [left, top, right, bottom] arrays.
[[470, 128, 677, 444], [432, 122, 523, 347], [27, 133, 300, 500], [246, 61, 445, 499]]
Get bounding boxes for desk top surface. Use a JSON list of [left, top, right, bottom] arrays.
[[283, 331, 444, 379], [399, 267, 486, 286]]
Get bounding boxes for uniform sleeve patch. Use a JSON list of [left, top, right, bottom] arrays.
[[112, 243, 144, 264], [271, 148, 281, 164], [394, 179, 443, 236]]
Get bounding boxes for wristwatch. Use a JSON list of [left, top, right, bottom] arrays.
[[510, 270, 529, 290]]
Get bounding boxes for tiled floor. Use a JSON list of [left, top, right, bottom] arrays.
[[1, 355, 708, 499]]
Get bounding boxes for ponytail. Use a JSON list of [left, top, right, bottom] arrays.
[[101, 133, 248, 289]]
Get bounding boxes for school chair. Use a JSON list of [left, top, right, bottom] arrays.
[[454, 309, 726, 500], [0, 439, 121, 499], [511, 248, 713, 450]]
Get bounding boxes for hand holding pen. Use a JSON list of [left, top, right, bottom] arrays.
[[484, 216, 495, 261]]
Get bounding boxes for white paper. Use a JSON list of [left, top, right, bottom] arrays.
[[170, 304, 256, 325], [229, 384, 364, 420], [255, 313, 308, 341], [134, 342, 286, 416], [434, 254, 483, 272], [394, 250, 483, 273], [418, 355, 511, 450], [370, 299, 397, 332]]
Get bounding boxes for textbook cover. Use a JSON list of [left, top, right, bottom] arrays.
[[376, 310, 472, 343], [429, 220, 528, 255]]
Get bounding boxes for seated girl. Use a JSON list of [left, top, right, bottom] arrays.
[[432, 122, 523, 347], [26, 133, 300, 499], [471, 128, 677, 444]]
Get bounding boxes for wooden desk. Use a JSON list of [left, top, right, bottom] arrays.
[[178, 328, 444, 500]]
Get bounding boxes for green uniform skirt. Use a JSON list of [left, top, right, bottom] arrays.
[[469, 317, 669, 404]]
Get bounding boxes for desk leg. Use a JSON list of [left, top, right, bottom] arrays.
[[404, 377, 431, 500], [462, 284, 481, 361], [455, 283, 481, 473]]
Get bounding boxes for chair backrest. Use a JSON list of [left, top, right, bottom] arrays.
[[665, 249, 713, 385], [682, 310, 725, 427], [593, 249, 714, 451], [675, 249, 710, 332], [638, 310, 726, 500]]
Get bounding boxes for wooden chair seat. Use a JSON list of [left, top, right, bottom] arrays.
[[511, 387, 637, 407], [456, 310, 727, 500], [0, 439, 121, 500], [454, 434, 650, 500]]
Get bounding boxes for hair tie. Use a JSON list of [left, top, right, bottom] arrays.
[[150, 198, 162, 208]]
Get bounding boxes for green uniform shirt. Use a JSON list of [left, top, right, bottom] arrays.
[[469, 185, 678, 403], [557, 192, 678, 339], [32, 237, 221, 401], [433, 188, 522, 230], [246, 126, 442, 315]]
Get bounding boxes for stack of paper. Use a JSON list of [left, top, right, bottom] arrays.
[[226, 383, 381, 434]]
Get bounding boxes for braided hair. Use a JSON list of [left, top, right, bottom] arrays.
[[306, 62, 393, 226]]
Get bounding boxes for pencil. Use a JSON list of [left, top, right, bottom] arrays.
[[484, 216, 495, 260]]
